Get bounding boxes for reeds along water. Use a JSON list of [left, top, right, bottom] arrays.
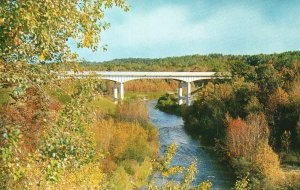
[[115, 100, 149, 124]]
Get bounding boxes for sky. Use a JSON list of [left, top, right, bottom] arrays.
[[70, 0, 300, 62]]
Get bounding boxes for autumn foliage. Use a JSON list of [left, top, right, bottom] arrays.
[[0, 87, 50, 151], [267, 87, 289, 112], [125, 79, 177, 92], [225, 113, 284, 187], [226, 113, 269, 160], [116, 101, 149, 124]]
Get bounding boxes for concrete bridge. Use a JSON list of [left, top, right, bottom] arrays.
[[62, 71, 228, 105]]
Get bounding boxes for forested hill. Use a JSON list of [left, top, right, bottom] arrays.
[[81, 51, 300, 71]]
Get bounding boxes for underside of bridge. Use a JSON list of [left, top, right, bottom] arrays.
[[112, 80, 192, 105]]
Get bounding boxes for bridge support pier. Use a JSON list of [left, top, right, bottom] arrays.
[[186, 82, 191, 106], [119, 82, 124, 100], [113, 82, 124, 102], [113, 83, 118, 103], [178, 81, 191, 106], [178, 82, 183, 105]]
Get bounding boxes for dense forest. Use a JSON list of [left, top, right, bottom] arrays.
[[154, 51, 300, 189]]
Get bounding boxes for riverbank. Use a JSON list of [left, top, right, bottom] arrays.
[[156, 92, 300, 189], [156, 93, 182, 116]]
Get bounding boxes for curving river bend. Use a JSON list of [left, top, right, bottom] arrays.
[[147, 100, 234, 189]]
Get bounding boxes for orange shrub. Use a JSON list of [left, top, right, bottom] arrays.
[[226, 116, 247, 157], [226, 113, 269, 161]]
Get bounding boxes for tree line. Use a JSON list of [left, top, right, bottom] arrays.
[[82, 51, 300, 72], [155, 51, 300, 189]]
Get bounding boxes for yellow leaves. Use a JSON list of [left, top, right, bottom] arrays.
[[162, 166, 183, 177], [92, 116, 158, 188], [198, 181, 213, 190], [0, 18, 4, 26], [83, 30, 93, 47], [80, 13, 89, 25], [253, 142, 284, 184], [108, 167, 133, 190], [288, 77, 300, 107], [116, 101, 149, 123], [38, 50, 48, 61], [233, 77, 246, 88], [215, 83, 233, 101], [92, 119, 156, 160], [51, 163, 108, 189], [131, 158, 153, 187], [2, 0, 128, 63], [198, 82, 215, 99], [267, 87, 289, 112], [39, 55, 45, 61]]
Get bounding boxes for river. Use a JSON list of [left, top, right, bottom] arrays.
[[147, 100, 234, 189]]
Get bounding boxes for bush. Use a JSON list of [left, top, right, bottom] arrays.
[[253, 142, 284, 187], [156, 93, 182, 116], [225, 113, 284, 188], [231, 158, 253, 178], [108, 167, 133, 190], [226, 113, 269, 161], [51, 162, 107, 189], [93, 119, 158, 163]]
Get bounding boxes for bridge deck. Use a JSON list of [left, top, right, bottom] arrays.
[[63, 71, 227, 83], [65, 71, 216, 76]]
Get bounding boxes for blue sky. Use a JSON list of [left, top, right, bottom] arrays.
[[70, 0, 300, 61]]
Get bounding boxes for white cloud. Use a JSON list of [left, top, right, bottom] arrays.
[[105, 5, 191, 47], [74, 2, 300, 61]]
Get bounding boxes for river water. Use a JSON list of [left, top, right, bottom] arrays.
[[147, 100, 234, 189]]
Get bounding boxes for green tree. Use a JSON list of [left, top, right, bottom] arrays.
[[255, 64, 283, 102]]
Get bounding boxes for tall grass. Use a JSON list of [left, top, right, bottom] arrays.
[[115, 101, 149, 124]]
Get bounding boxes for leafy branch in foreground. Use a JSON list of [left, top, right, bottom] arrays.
[[1, 0, 129, 63], [148, 143, 212, 190]]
